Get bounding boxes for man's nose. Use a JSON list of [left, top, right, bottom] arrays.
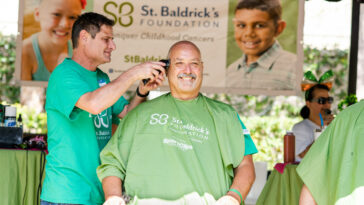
[[109, 40, 116, 50], [183, 63, 192, 73]]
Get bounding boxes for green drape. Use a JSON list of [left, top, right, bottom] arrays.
[[256, 164, 303, 205], [0, 149, 45, 205]]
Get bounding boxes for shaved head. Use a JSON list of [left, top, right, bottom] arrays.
[[167, 41, 201, 59], [167, 40, 203, 100]]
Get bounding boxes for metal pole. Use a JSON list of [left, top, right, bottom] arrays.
[[348, 0, 361, 95]]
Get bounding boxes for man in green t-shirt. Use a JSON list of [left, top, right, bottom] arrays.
[[41, 12, 166, 205], [97, 40, 258, 205]]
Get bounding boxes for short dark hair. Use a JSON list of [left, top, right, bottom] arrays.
[[300, 84, 330, 119], [304, 84, 330, 101], [235, 0, 282, 24], [71, 12, 114, 48]]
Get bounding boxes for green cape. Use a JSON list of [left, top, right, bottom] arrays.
[[297, 101, 364, 204]]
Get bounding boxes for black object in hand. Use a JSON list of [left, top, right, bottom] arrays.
[[323, 109, 332, 115], [159, 59, 170, 70], [142, 59, 170, 85]]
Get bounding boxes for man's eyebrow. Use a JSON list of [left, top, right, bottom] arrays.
[[103, 35, 114, 40], [174, 58, 201, 61]]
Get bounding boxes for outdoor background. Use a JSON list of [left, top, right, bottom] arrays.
[[0, 0, 358, 169]]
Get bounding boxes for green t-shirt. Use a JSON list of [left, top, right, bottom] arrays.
[[42, 58, 128, 204], [237, 114, 258, 155], [98, 93, 257, 200], [297, 101, 364, 205]]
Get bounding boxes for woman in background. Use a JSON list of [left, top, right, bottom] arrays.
[[292, 84, 334, 161]]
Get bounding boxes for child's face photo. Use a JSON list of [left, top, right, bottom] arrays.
[[233, 8, 280, 60], [35, 0, 82, 45]]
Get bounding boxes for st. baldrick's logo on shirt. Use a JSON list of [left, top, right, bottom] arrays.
[[149, 113, 210, 143], [93, 78, 111, 130], [91, 109, 112, 141], [92, 109, 110, 129]]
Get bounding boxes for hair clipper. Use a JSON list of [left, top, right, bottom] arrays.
[[142, 59, 170, 85]]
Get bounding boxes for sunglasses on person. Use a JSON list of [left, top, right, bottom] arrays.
[[311, 97, 334, 104]]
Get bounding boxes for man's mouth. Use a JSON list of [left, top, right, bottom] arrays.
[[104, 50, 112, 56], [178, 73, 196, 80]]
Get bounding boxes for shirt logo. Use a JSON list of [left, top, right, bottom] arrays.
[[243, 129, 250, 135], [163, 138, 193, 151], [98, 79, 107, 87], [93, 109, 110, 128], [150, 113, 169, 125]]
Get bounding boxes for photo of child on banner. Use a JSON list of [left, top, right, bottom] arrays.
[[226, 0, 300, 92], [21, 0, 86, 82]]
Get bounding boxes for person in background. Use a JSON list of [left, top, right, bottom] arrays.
[[21, 0, 85, 81], [292, 84, 334, 161], [41, 12, 166, 205], [97, 40, 257, 205], [297, 100, 364, 205], [226, 0, 297, 90]]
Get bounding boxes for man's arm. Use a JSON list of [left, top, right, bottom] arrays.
[[224, 155, 255, 204], [298, 143, 313, 159], [299, 184, 317, 205], [76, 62, 165, 115], [117, 79, 162, 118], [102, 176, 125, 205]]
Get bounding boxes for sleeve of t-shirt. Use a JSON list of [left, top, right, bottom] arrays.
[[237, 114, 258, 155], [111, 96, 129, 125], [52, 68, 94, 120], [97, 108, 138, 181]]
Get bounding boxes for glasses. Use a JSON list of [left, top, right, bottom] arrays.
[[311, 97, 334, 104]]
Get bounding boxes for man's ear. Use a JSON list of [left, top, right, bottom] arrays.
[[79, 30, 89, 42], [275, 20, 286, 37]]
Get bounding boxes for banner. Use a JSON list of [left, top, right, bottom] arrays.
[[15, 0, 304, 96]]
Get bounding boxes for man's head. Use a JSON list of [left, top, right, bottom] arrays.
[[167, 41, 203, 100], [233, 0, 286, 63], [305, 84, 332, 117], [72, 12, 116, 65], [35, 0, 82, 46], [72, 12, 114, 48]]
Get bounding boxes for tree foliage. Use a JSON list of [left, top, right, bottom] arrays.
[[0, 34, 20, 103]]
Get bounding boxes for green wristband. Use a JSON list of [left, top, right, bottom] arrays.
[[228, 188, 243, 204]]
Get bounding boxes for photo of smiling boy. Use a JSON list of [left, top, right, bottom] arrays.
[[226, 0, 297, 91], [21, 0, 85, 81]]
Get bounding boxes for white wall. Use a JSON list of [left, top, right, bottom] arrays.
[[0, 0, 19, 35], [304, 0, 351, 49]]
